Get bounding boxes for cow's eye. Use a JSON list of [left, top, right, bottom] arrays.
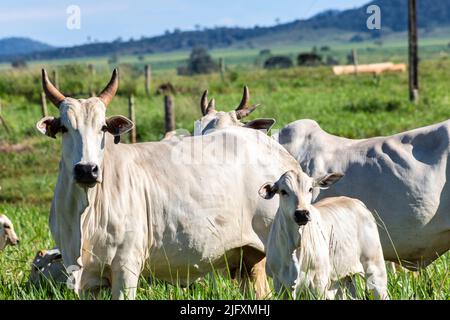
[[309, 188, 313, 193], [3, 224, 10, 229], [280, 190, 288, 196]]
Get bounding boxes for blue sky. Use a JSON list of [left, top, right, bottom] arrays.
[[0, 0, 369, 46]]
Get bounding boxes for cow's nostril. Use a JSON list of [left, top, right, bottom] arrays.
[[92, 165, 99, 175]]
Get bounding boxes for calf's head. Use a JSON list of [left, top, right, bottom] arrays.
[[0, 214, 19, 250], [36, 69, 134, 188], [259, 170, 343, 226], [196, 86, 275, 134]]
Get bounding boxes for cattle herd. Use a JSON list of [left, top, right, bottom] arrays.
[[1, 68, 449, 300]]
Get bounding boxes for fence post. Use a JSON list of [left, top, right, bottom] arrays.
[[52, 70, 59, 89], [352, 49, 358, 75], [164, 95, 175, 133], [145, 64, 152, 97], [88, 64, 96, 96], [128, 95, 136, 144], [0, 99, 10, 134], [40, 92, 48, 117], [219, 57, 225, 81]]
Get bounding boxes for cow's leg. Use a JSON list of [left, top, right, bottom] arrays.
[[111, 264, 140, 300], [239, 247, 270, 299]]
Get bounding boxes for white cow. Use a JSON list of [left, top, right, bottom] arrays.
[[36, 69, 299, 299], [259, 169, 388, 300], [195, 87, 276, 135], [0, 214, 19, 250]]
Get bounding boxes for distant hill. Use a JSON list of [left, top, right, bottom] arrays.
[[0, 37, 54, 57], [1, 0, 450, 62]]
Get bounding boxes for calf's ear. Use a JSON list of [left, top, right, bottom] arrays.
[[244, 119, 276, 132], [258, 182, 278, 200], [106, 116, 134, 144], [36, 116, 63, 139], [314, 173, 344, 189]]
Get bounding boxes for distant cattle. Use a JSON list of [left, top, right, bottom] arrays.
[[37, 69, 299, 299], [259, 169, 388, 299], [0, 214, 19, 250]]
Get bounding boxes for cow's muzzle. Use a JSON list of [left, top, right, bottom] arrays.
[[294, 210, 310, 226], [74, 163, 99, 187]]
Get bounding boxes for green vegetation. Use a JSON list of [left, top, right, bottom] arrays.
[[1, 49, 450, 299]]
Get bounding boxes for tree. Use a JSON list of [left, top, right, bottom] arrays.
[[179, 47, 219, 75]]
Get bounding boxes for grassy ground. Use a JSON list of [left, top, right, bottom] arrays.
[[0, 55, 450, 299]]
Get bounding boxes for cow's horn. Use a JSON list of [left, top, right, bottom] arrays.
[[201, 90, 209, 116], [236, 86, 250, 111], [98, 69, 119, 107], [207, 98, 216, 111], [42, 69, 65, 108], [235, 86, 260, 119]]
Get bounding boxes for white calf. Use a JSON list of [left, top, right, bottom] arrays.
[[259, 170, 388, 299], [0, 214, 19, 250]]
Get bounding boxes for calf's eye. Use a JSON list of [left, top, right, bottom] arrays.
[[280, 190, 288, 196], [309, 188, 313, 193]]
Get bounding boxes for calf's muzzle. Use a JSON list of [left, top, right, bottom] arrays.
[[294, 210, 310, 226]]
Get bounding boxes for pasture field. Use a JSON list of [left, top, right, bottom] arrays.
[[0, 54, 450, 299]]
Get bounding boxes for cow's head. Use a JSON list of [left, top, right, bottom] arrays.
[[0, 214, 19, 250], [196, 86, 275, 135], [259, 170, 343, 226], [36, 69, 134, 188]]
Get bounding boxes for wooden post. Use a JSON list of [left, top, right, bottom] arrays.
[[52, 70, 59, 90], [128, 95, 136, 144], [40, 92, 48, 117], [144, 64, 152, 97], [352, 49, 359, 74], [88, 64, 96, 96], [408, 0, 419, 103], [0, 99, 10, 134], [164, 95, 175, 133], [219, 58, 225, 81]]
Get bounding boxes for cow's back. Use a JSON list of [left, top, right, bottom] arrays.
[[280, 119, 450, 266]]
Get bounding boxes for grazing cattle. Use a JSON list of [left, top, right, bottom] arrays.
[[276, 119, 450, 270], [195, 87, 276, 135], [28, 248, 68, 287], [259, 170, 388, 299], [37, 69, 299, 299], [0, 214, 19, 250]]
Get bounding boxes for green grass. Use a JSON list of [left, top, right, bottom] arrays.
[[1, 54, 450, 300]]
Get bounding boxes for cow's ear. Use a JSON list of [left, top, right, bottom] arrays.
[[314, 173, 344, 189], [258, 182, 278, 200], [106, 116, 134, 136], [244, 119, 276, 132], [36, 116, 63, 139]]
